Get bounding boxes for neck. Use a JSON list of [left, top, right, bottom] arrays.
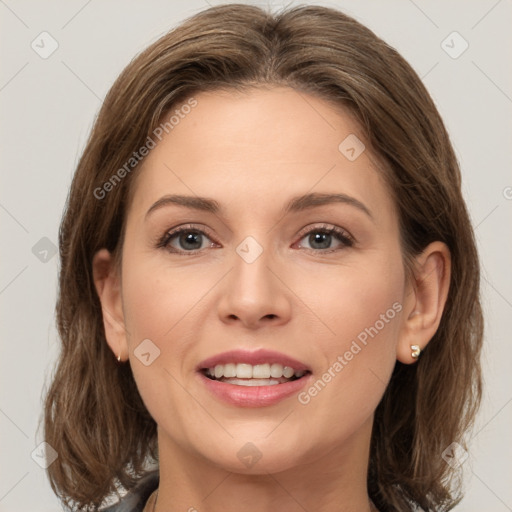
[[153, 418, 374, 512]]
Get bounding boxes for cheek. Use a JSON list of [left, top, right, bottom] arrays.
[[119, 261, 201, 444], [329, 269, 403, 355], [297, 247, 404, 354], [119, 248, 222, 421], [121, 254, 208, 343], [293, 251, 404, 437]]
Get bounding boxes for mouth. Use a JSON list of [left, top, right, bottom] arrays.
[[200, 363, 310, 386], [196, 349, 312, 407]]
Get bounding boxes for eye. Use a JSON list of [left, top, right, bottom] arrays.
[[157, 224, 218, 254], [295, 224, 354, 253], [156, 223, 354, 255]]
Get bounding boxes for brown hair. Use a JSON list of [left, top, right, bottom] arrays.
[[44, 4, 483, 511]]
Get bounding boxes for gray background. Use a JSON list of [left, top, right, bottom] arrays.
[[1, 0, 511, 510]]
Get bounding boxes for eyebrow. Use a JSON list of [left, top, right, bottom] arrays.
[[145, 192, 373, 220]]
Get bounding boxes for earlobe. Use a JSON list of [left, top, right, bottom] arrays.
[[92, 248, 128, 362], [397, 241, 451, 364]]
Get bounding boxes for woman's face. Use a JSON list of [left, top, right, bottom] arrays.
[[117, 87, 410, 473]]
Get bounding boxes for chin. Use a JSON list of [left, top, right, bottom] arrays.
[[209, 450, 303, 476], [204, 433, 309, 474]]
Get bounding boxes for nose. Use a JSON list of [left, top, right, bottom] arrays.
[[216, 245, 292, 330]]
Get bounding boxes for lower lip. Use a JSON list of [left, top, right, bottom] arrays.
[[198, 372, 312, 408]]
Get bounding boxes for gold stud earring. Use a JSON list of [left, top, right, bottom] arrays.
[[411, 345, 421, 359], [117, 353, 121, 362]]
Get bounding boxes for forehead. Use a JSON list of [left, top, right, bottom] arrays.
[[127, 87, 394, 223]]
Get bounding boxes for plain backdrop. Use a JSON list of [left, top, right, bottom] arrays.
[[1, 1, 511, 510]]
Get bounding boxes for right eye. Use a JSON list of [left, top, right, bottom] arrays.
[[157, 224, 219, 255]]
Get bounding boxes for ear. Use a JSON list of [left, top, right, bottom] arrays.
[[397, 241, 451, 364], [92, 248, 129, 362]]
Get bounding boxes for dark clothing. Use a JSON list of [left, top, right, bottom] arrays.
[[101, 472, 159, 512]]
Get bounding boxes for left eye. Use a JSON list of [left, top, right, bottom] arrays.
[[296, 226, 354, 252]]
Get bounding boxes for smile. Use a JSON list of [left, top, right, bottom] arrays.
[[197, 349, 312, 407], [202, 363, 308, 386]]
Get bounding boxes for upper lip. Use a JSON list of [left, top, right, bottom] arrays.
[[197, 349, 311, 372]]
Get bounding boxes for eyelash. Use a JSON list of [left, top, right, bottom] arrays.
[[156, 223, 355, 256]]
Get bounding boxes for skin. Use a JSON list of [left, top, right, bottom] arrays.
[[93, 87, 451, 512]]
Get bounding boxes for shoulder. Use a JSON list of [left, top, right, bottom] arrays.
[[100, 471, 159, 512]]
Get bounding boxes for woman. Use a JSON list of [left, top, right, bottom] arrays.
[[44, 4, 483, 511]]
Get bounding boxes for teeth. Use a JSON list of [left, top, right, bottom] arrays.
[[236, 363, 252, 379], [205, 363, 306, 380], [252, 364, 270, 378], [270, 363, 283, 378], [223, 363, 236, 378], [283, 366, 294, 378]]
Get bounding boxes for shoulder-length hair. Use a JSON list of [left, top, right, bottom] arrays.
[[44, 4, 483, 511]]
